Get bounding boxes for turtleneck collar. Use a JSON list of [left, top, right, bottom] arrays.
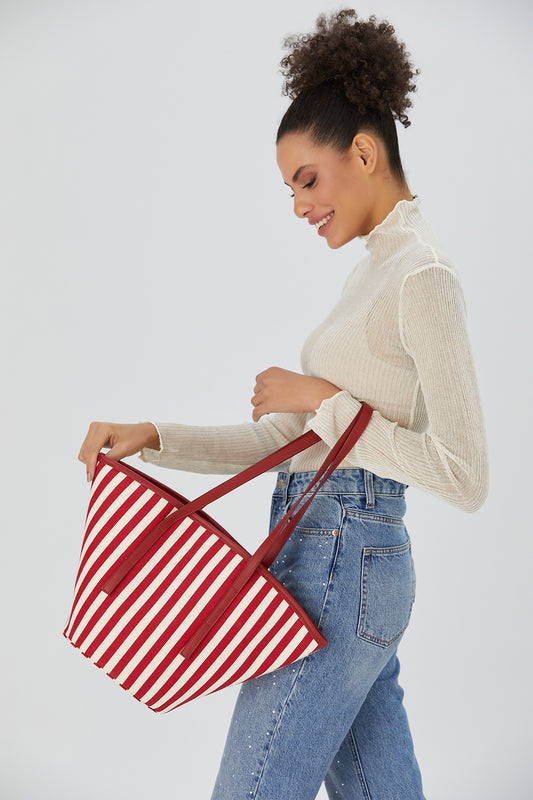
[[360, 195, 422, 258]]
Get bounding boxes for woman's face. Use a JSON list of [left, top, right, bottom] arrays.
[[276, 131, 376, 249]]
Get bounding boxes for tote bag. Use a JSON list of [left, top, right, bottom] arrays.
[[64, 402, 372, 713]]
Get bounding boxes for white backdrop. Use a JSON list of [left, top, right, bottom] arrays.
[[1, 0, 532, 798]]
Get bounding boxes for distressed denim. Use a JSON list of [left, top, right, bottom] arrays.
[[210, 469, 425, 800]]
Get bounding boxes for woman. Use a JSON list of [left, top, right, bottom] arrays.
[[79, 10, 488, 799]]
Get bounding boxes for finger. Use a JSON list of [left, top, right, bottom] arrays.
[[86, 455, 98, 484], [106, 442, 129, 462], [80, 445, 100, 483], [85, 439, 123, 483], [252, 403, 266, 422], [79, 423, 111, 458], [78, 444, 96, 482], [78, 422, 112, 482]]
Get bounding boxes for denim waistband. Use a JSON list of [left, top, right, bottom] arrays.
[[273, 469, 406, 509]]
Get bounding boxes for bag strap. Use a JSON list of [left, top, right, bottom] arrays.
[[102, 403, 372, 615], [259, 404, 373, 569], [160, 428, 322, 520], [179, 402, 372, 658], [102, 426, 322, 595]]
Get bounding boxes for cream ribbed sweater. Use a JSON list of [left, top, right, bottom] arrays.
[[139, 196, 489, 512]]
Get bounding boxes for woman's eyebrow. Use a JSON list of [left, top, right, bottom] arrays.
[[284, 164, 315, 186]]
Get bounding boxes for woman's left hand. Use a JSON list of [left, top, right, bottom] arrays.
[[251, 367, 340, 421]]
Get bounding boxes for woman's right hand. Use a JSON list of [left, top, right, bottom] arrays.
[[78, 421, 160, 483]]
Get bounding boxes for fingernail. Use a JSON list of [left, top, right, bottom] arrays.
[[87, 472, 92, 483]]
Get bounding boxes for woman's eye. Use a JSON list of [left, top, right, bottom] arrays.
[[289, 178, 316, 199]]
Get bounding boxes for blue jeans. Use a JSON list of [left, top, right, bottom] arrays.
[[210, 469, 425, 800]]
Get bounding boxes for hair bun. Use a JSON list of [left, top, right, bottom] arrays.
[[280, 9, 420, 127]]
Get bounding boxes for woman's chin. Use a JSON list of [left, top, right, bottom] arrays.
[[326, 232, 350, 250]]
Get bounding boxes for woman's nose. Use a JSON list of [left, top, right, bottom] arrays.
[[294, 196, 312, 219]]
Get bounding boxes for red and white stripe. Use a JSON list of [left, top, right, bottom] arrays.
[[64, 458, 325, 712]]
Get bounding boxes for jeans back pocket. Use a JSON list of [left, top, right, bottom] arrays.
[[357, 540, 415, 648]]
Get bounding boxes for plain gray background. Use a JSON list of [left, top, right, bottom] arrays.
[[1, 0, 532, 797]]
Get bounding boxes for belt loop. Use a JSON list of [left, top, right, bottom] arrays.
[[276, 473, 288, 506], [364, 469, 375, 508], [282, 473, 289, 507]]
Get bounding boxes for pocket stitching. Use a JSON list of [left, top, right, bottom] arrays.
[[293, 527, 339, 537], [358, 541, 414, 648], [345, 510, 405, 526]]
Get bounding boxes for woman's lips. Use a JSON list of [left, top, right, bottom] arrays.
[[317, 212, 334, 236]]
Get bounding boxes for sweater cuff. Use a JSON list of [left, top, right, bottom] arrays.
[[306, 390, 363, 447], [138, 420, 164, 463]]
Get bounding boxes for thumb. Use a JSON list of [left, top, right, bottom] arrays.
[[106, 441, 131, 462]]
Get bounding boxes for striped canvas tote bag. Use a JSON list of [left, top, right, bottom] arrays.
[[64, 402, 372, 713]]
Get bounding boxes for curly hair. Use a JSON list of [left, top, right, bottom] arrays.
[[276, 9, 420, 182]]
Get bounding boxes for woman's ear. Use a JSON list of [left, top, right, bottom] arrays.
[[351, 133, 378, 172]]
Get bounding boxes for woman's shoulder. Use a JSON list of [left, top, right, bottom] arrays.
[[394, 217, 467, 314], [396, 217, 462, 291]]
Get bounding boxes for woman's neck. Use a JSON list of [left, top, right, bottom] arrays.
[[363, 180, 414, 235]]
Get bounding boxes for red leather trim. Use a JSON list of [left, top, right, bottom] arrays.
[[97, 402, 373, 659], [179, 403, 372, 658], [96, 458, 326, 648], [100, 427, 321, 594]]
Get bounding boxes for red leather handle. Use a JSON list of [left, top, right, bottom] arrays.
[[102, 426, 322, 595], [101, 401, 374, 661], [179, 402, 373, 659]]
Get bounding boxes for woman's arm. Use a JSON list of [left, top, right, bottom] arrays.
[[78, 372, 335, 481], [138, 370, 339, 474], [138, 410, 310, 474], [306, 265, 489, 512]]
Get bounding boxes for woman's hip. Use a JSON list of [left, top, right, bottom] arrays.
[[268, 467, 415, 651]]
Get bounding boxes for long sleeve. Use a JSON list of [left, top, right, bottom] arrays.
[[137, 197, 489, 513], [306, 264, 489, 512], [138, 410, 308, 474]]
